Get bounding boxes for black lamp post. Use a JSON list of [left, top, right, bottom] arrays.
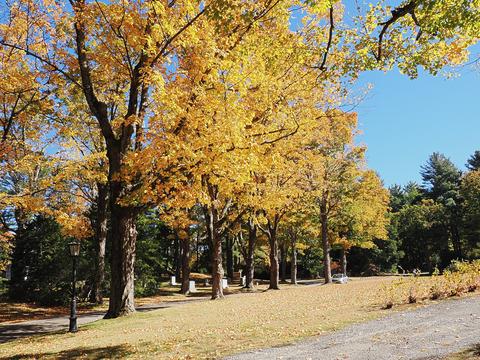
[[68, 241, 80, 333]]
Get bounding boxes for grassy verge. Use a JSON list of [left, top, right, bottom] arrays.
[[0, 277, 393, 359], [446, 344, 480, 360], [382, 260, 480, 308], [0, 280, 269, 324]]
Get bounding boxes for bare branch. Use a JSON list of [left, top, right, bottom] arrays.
[[316, 6, 334, 71]]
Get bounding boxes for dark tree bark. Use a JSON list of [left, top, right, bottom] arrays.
[[180, 237, 191, 295], [259, 214, 283, 290], [290, 232, 297, 285], [268, 229, 280, 289], [205, 203, 224, 299], [450, 221, 462, 259], [340, 247, 347, 275], [244, 218, 256, 289], [104, 203, 137, 318], [280, 242, 287, 282], [89, 182, 108, 304], [174, 238, 181, 281], [195, 230, 200, 272], [211, 231, 224, 299], [226, 235, 234, 280], [320, 195, 332, 283]]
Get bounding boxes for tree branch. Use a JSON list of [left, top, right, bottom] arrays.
[[376, 0, 420, 61]]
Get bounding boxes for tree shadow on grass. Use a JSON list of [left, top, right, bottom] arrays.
[[2, 344, 133, 360], [0, 324, 65, 344]]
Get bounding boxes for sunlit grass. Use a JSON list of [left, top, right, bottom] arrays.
[[3, 275, 477, 359], [0, 277, 393, 359]]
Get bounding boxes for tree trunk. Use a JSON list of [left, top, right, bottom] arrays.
[[196, 230, 200, 272], [340, 247, 347, 275], [104, 204, 137, 318], [268, 228, 280, 290], [211, 234, 224, 299], [89, 182, 108, 304], [280, 243, 287, 282], [226, 235, 234, 280], [320, 199, 332, 283], [180, 238, 191, 295], [290, 236, 297, 285], [205, 205, 224, 299], [450, 222, 462, 259], [244, 219, 256, 289], [9, 210, 27, 301], [174, 238, 181, 281], [72, 4, 149, 318]]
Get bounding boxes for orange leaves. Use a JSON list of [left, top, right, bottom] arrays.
[[0, 230, 13, 271]]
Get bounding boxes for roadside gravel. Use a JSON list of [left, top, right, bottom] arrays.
[[227, 295, 480, 360]]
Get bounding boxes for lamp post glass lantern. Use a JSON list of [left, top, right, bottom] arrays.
[[68, 241, 80, 333], [69, 241, 80, 257]]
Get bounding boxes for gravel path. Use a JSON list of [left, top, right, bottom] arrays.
[[227, 295, 480, 360]]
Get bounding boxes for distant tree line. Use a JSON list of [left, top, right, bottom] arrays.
[[389, 151, 479, 272]]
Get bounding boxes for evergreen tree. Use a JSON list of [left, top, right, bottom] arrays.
[[421, 153, 463, 258], [466, 150, 480, 171], [9, 216, 93, 305]]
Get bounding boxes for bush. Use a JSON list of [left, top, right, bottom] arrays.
[[8, 216, 93, 305], [382, 260, 480, 308]]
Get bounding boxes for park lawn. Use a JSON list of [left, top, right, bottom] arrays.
[[0, 280, 267, 324], [0, 301, 107, 324], [0, 277, 395, 359]]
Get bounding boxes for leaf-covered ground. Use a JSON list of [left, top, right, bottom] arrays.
[[0, 276, 265, 324], [0, 277, 396, 359]]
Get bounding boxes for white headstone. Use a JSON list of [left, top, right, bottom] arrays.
[[188, 280, 196, 293], [241, 276, 246, 287], [222, 278, 229, 289], [170, 275, 177, 286]]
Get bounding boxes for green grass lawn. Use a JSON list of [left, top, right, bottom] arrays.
[[0, 277, 395, 359]]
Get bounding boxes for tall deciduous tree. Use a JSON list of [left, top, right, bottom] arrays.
[[332, 170, 390, 275], [1, 0, 478, 316]]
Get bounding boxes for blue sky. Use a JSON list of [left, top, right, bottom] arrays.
[[355, 63, 480, 187]]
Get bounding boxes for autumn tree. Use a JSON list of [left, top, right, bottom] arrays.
[[2, 0, 478, 316], [280, 210, 317, 285], [237, 216, 258, 289], [353, 0, 479, 76], [300, 111, 362, 283], [331, 170, 389, 275]]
